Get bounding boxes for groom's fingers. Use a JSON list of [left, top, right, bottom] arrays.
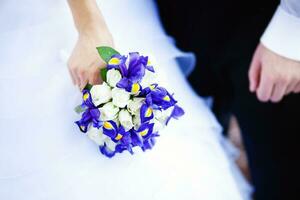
[[270, 83, 287, 103], [293, 82, 300, 93], [285, 80, 298, 95], [248, 48, 262, 92], [256, 70, 274, 102]]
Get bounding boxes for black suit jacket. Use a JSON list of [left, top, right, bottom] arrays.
[[157, 0, 278, 56], [156, 0, 279, 96]]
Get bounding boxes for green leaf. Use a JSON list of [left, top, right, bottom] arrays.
[[74, 105, 87, 114], [96, 46, 120, 63], [101, 68, 108, 82], [84, 83, 93, 91]]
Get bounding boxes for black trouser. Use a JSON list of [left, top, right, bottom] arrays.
[[157, 0, 299, 198], [203, 37, 300, 199]]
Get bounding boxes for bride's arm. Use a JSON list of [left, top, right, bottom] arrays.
[[67, 0, 114, 89]]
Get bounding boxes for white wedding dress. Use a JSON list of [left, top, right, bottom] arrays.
[[0, 0, 252, 199]]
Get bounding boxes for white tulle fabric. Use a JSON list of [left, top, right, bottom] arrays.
[[0, 0, 252, 199]]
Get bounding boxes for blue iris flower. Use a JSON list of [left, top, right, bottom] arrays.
[[99, 143, 116, 158], [166, 105, 185, 125], [142, 136, 158, 152], [135, 122, 155, 140], [148, 86, 177, 110], [75, 51, 184, 158], [139, 85, 177, 123], [75, 90, 102, 133], [100, 124, 134, 157], [107, 54, 128, 76], [107, 52, 153, 93]]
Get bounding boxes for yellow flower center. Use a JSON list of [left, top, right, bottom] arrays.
[[145, 107, 153, 117], [149, 84, 156, 90], [108, 57, 120, 65], [115, 133, 123, 140], [103, 121, 113, 130], [163, 95, 170, 102], [140, 129, 148, 137], [83, 93, 89, 101], [131, 83, 140, 93]]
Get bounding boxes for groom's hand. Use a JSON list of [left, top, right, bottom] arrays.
[[248, 43, 300, 103]]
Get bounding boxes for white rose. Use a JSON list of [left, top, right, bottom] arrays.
[[99, 102, 120, 121], [118, 109, 133, 131], [112, 118, 120, 126], [90, 82, 112, 106], [104, 137, 117, 151], [140, 70, 156, 89], [127, 97, 145, 115], [153, 119, 165, 133], [111, 87, 131, 108], [153, 108, 172, 124], [133, 113, 142, 130], [87, 127, 106, 146], [106, 69, 122, 87]]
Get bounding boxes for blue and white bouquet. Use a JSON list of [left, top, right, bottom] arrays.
[[75, 46, 184, 158]]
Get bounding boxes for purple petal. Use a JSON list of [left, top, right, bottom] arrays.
[[90, 108, 100, 119], [127, 52, 146, 83], [131, 130, 143, 147], [136, 122, 154, 139], [107, 55, 128, 76], [99, 144, 116, 158], [102, 120, 118, 138], [140, 104, 154, 123], [146, 65, 155, 72], [116, 77, 130, 89], [128, 63, 145, 83], [166, 105, 185, 125]]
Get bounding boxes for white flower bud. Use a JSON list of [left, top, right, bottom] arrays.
[[118, 109, 133, 131], [104, 137, 117, 151], [90, 82, 112, 106], [106, 69, 122, 87], [153, 119, 165, 133], [153, 108, 172, 124], [140, 70, 156, 89], [87, 127, 106, 146], [127, 97, 144, 115], [111, 87, 131, 108], [133, 113, 142, 130], [99, 102, 119, 121]]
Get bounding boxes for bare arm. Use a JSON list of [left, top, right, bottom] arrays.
[[68, 0, 108, 33], [67, 0, 114, 89]]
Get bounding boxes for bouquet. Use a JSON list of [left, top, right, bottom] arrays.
[[74, 46, 184, 158]]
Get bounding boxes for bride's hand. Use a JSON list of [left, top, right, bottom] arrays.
[[68, 28, 114, 90]]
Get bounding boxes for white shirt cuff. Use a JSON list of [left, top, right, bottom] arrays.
[[260, 6, 300, 61]]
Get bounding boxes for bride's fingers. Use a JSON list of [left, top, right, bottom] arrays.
[[68, 68, 76, 85], [77, 69, 88, 90], [80, 78, 88, 90], [89, 66, 102, 85], [72, 69, 80, 87]]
